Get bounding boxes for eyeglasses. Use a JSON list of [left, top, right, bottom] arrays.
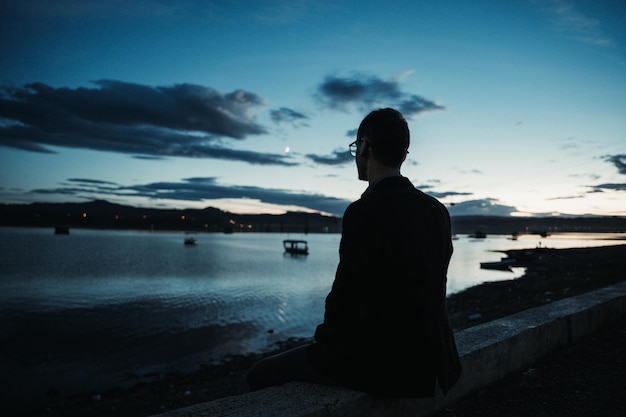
[[349, 138, 364, 157], [349, 138, 410, 157]]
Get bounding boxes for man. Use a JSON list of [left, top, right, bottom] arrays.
[[247, 108, 461, 398]]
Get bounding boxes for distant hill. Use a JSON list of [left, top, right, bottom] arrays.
[[1, 200, 624, 235], [0, 200, 341, 234], [449, 215, 626, 235]]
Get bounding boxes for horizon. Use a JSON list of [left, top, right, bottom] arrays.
[[4, 198, 626, 220], [1, 1, 625, 218]]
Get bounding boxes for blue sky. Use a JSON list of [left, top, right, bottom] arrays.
[[1, 0, 625, 217]]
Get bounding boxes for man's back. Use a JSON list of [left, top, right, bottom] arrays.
[[309, 176, 460, 398]]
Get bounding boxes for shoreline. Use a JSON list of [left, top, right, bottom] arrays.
[[21, 244, 626, 417]]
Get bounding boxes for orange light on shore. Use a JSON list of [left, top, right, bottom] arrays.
[[82, 212, 87, 218]]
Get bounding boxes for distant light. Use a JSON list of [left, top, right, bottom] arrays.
[[181, 215, 186, 220], [284, 146, 290, 153], [82, 212, 87, 218]]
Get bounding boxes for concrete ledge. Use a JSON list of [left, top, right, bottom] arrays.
[[153, 281, 626, 417]]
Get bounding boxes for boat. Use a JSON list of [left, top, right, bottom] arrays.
[[54, 225, 70, 235], [470, 231, 487, 239], [283, 239, 308, 255], [184, 237, 197, 245], [508, 231, 520, 240], [480, 258, 516, 271]]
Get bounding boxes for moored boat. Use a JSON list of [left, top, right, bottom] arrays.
[[480, 258, 516, 271], [54, 225, 70, 235], [283, 239, 308, 255]]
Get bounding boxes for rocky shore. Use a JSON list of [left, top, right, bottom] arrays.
[[21, 244, 626, 417]]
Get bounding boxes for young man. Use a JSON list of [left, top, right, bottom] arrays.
[[247, 108, 461, 398]]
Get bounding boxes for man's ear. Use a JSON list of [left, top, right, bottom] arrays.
[[361, 141, 370, 159]]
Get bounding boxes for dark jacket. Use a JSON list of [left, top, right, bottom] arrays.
[[308, 176, 461, 398]]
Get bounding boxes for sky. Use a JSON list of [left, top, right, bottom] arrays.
[[1, 0, 625, 218]]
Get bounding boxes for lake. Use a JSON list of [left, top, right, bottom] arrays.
[[0, 227, 623, 405]]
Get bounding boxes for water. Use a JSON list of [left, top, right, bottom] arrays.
[[0, 227, 623, 405]]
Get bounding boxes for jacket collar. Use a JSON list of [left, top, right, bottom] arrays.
[[361, 174, 403, 197]]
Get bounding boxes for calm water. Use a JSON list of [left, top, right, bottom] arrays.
[[1, 227, 623, 405]]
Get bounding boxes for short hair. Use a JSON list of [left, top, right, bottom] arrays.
[[356, 108, 410, 167]]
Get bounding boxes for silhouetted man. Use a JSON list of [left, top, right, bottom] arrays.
[[247, 108, 461, 398]]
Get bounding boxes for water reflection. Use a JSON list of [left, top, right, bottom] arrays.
[[0, 228, 623, 407]]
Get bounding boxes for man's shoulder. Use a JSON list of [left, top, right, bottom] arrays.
[[368, 177, 449, 215], [372, 177, 441, 200]]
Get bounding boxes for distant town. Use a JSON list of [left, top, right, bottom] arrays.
[[1, 200, 625, 235]]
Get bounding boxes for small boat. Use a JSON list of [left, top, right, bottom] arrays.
[[470, 231, 487, 239], [283, 239, 308, 255], [184, 237, 197, 245], [54, 225, 70, 235], [480, 258, 516, 271]]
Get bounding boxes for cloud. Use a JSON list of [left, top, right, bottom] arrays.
[[0, 80, 296, 166], [604, 154, 626, 175], [590, 183, 626, 192], [306, 149, 353, 166], [345, 128, 357, 138], [30, 177, 351, 217], [68, 178, 118, 186], [547, 194, 585, 200], [447, 198, 519, 217], [412, 183, 472, 199], [270, 107, 309, 127], [425, 190, 473, 199], [315, 73, 444, 118], [546, 0, 615, 47]]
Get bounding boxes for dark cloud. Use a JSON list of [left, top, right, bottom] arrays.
[[447, 199, 519, 217], [412, 183, 471, 199], [306, 149, 353, 165], [30, 177, 351, 216], [591, 183, 626, 192], [68, 178, 116, 184], [424, 190, 473, 199], [270, 107, 309, 127], [586, 156, 626, 193], [0, 80, 296, 166], [316, 73, 444, 118], [547, 194, 585, 200], [604, 154, 626, 175]]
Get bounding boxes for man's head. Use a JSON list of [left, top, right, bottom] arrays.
[[354, 108, 409, 180]]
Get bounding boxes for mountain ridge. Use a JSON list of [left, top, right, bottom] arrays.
[[1, 200, 625, 235]]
